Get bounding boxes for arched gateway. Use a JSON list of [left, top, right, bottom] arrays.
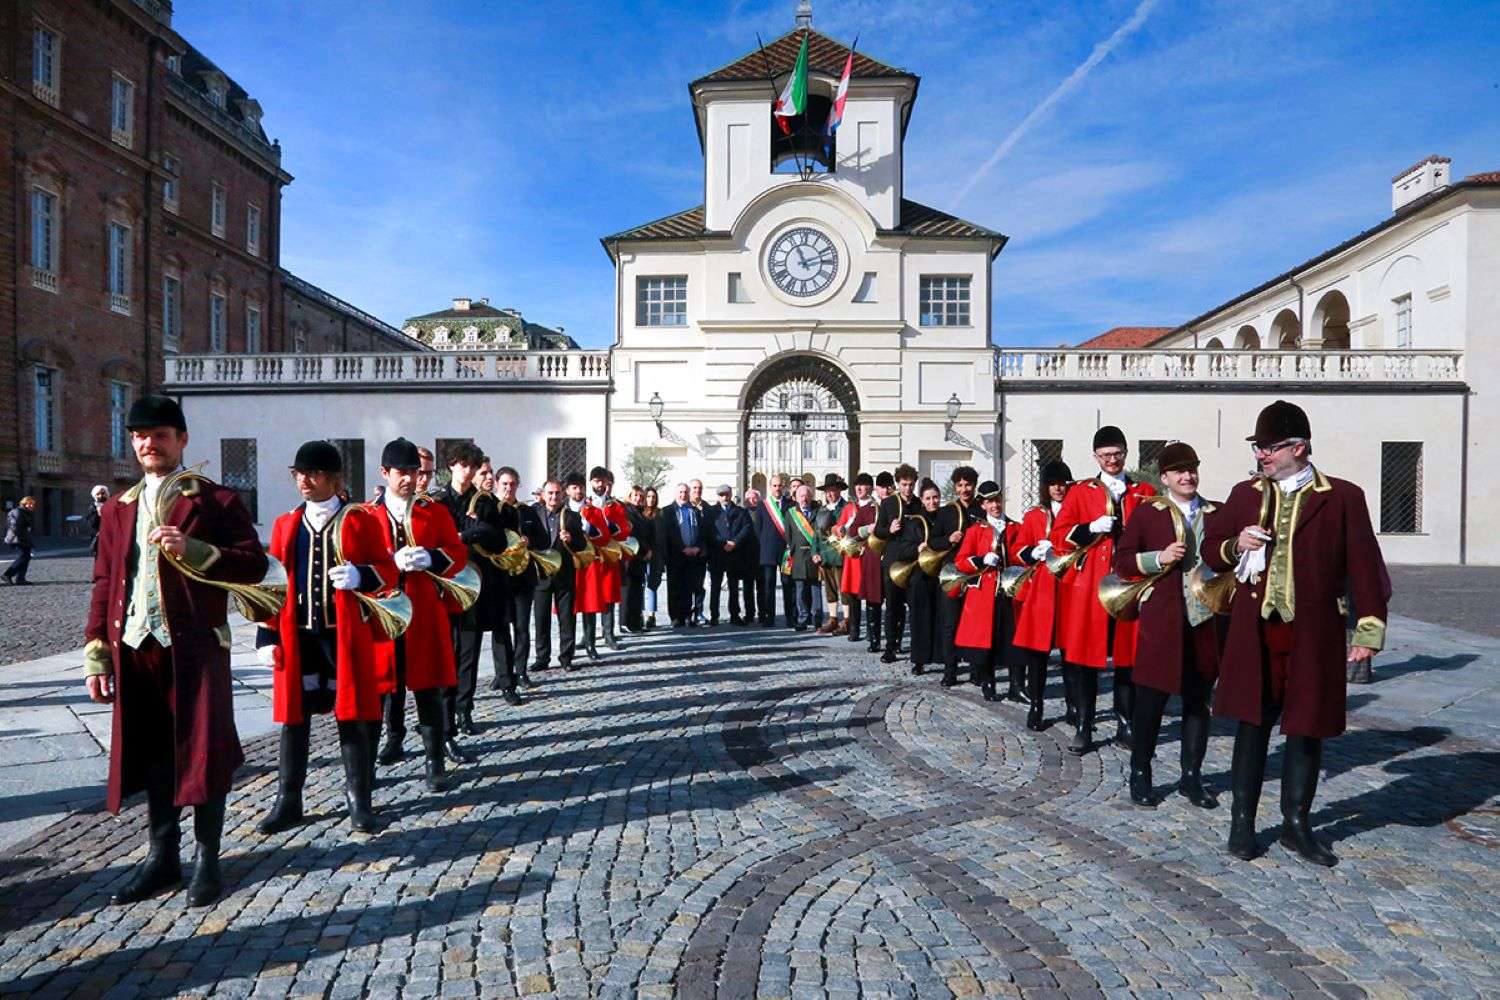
[[741, 354, 859, 494]]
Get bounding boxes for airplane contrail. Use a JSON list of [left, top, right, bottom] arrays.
[[953, 0, 1162, 207]]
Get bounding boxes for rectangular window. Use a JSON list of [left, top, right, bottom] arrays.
[[32, 28, 59, 106], [246, 204, 261, 256], [108, 222, 131, 313], [1394, 294, 1413, 349], [162, 274, 182, 352], [728, 272, 752, 304], [332, 439, 365, 499], [109, 381, 130, 460], [245, 304, 262, 353], [546, 437, 587, 483], [1138, 439, 1168, 478], [826, 437, 839, 461], [635, 276, 688, 327], [162, 154, 179, 213], [920, 276, 971, 327], [30, 188, 58, 288], [211, 183, 226, 238], [1022, 439, 1064, 506], [110, 73, 134, 147], [802, 436, 814, 461], [221, 439, 258, 522], [209, 291, 227, 352], [33, 366, 58, 454], [1379, 442, 1423, 534]]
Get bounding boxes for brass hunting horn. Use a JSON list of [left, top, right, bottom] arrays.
[[406, 495, 482, 612], [1097, 502, 1186, 621], [329, 503, 413, 641], [888, 515, 929, 590], [153, 468, 287, 622]]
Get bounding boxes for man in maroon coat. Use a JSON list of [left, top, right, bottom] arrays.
[[83, 395, 268, 907], [1205, 401, 1389, 866]]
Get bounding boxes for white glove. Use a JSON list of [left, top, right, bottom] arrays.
[[982, 552, 1001, 568], [1234, 528, 1272, 584], [1088, 515, 1116, 533], [256, 645, 277, 668], [395, 546, 432, 572], [1031, 539, 1053, 560], [328, 564, 361, 591]]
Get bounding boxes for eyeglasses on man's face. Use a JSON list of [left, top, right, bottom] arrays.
[[1250, 439, 1297, 457]]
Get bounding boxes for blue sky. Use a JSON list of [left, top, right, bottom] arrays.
[[176, 0, 1500, 348]]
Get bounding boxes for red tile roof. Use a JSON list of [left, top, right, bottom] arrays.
[[1463, 170, 1500, 183], [1074, 327, 1175, 349], [694, 29, 910, 85]]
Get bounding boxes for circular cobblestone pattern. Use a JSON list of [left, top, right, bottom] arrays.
[[2, 625, 1498, 999]]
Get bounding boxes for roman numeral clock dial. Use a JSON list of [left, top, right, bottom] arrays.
[[766, 226, 840, 299]]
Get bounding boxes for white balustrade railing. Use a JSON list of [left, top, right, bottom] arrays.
[[166, 350, 613, 388], [994, 349, 1465, 385]]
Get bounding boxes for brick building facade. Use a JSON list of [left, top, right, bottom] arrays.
[[1, 0, 413, 536]]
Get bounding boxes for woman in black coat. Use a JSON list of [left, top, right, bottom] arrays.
[[639, 487, 665, 630], [3, 497, 36, 585], [884, 481, 950, 676]]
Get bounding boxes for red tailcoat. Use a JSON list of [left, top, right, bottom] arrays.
[[369, 497, 466, 692], [574, 504, 613, 614], [600, 497, 632, 604], [1050, 477, 1156, 668], [86, 478, 267, 812], [266, 503, 398, 724], [834, 501, 868, 597], [1012, 505, 1061, 654], [1114, 498, 1221, 695], [1204, 471, 1390, 738], [953, 519, 1024, 650]]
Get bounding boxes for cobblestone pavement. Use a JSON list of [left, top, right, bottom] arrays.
[[1386, 565, 1500, 639], [0, 555, 95, 666], [2, 617, 1499, 999]]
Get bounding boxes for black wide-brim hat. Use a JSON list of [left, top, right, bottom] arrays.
[[819, 473, 848, 492], [1156, 441, 1200, 473], [1247, 400, 1312, 445], [125, 394, 186, 433], [977, 480, 1001, 500], [293, 440, 343, 474], [380, 437, 422, 471]]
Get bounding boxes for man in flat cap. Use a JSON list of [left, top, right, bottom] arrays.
[[83, 395, 268, 906], [1050, 425, 1156, 754], [256, 441, 396, 836], [1205, 400, 1389, 866], [1114, 442, 1222, 810]]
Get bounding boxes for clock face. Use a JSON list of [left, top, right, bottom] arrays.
[[766, 227, 840, 298]]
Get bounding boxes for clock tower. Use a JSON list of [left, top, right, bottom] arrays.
[[603, 10, 1006, 493]]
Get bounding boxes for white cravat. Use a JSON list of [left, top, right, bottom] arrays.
[[1171, 495, 1200, 521], [140, 465, 184, 510], [591, 492, 608, 509], [986, 515, 1005, 532], [1099, 471, 1127, 499], [305, 495, 342, 532], [1277, 464, 1315, 494], [383, 492, 410, 523], [859, 497, 875, 508], [1050, 500, 1062, 515]]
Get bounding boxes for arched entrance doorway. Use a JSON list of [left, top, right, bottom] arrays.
[[742, 354, 859, 494]]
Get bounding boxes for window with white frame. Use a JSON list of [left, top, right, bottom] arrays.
[[32, 27, 60, 106], [109, 381, 130, 460], [210, 290, 227, 352], [34, 366, 58, 454], [110, 73, 134, 147], [919, 276, 971, 327], [1394, 294, 1413, 349], [162, 274, 182, 352], [161, 154, 179, 213], [635, 276, 688, 327], [211, 183, 226, 238], [107, 222, 131, 313], [245, 303, 262, 353], [29, 187, 58, 287], [246, 204, 261, 256]]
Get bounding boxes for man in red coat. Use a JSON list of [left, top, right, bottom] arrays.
[[590, 467, 632, 650], [952, 481, 1024, 701], [83, 395, 268, 907], [1012, 460, 1071, 731], [1114, 442, 1222, 810], [1205, 401, 1389, 866], [570, 471, 614, 659], [369, 438, 469, 792], [833, 472, 880, 646], [1050, 426, 1156, 755], [256, 441, 398, 837]]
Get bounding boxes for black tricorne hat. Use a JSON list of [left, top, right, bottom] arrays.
[[1040, 460, 1073, 485], [977, 480, 1002, 500], [1247, 400, 1311, 446], [292, 440, 342, 474], [819, 473, 848, 492], [875, 471, 895, 489], [563, 471, 586, 488], [1156, 441, 1200, 473], [852, 472, 873, 488], [1092, 425, 1126, 451], [380, 437, 422, 471], [125, 394, 186, 433]]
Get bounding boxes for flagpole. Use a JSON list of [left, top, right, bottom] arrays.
[[756, 32, 807, 180], [822, 33, 859, 168]]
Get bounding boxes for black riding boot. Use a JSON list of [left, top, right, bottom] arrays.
[[1113, 666, 1135, 749], [1025, 655, 1046, 731], [603, 608, 620, 650], [848, 601, 863, 642], [1178, 712, 1217, 809], [1280, 735, 1337, 866], [186, 796, 226, 907], [1068, 668, 1097, 755], [338, 721, 380, 834], [866, 603, 882, 652], [257, 722, 310, 834], [418, 724, 449, 793], [1062, 662, 1079, 728], [377, 694, 405, 765], [583, 613, 599, 660], [364, 721, 381, 790], [1127, 687, 1163, 807], [111, 765, 182, 905], [441, 694, 472, 765], [1227, 720, 1272, 860], [1005, 663, 1028, 703]]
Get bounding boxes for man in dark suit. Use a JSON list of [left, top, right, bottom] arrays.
[[531, 478, 588, 672], [688, 479, 712, 624], [662, 482, 706, 627], [707, 484, 753, 625], [752, 474, 794, 627]]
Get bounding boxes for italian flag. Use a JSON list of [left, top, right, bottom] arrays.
[[773, 34, 809, 135]]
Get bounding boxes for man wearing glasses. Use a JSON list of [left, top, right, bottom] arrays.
[[1049, 426, 1156, 755], [1205, 400, 1388, 867]]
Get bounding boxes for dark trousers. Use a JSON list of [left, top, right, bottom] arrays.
[[1131, 657, 1213, 772], [447, 622, 482, 727], [532, 585, 575, 667], [3, 544, 31, 582], [506, 589, 534, 678], [380, 641, 444, 740], [966, 596, 1017, 686], [940, 592, 965, 671], [792, 577, 817, 626], [707, 566, 726, 621], [691, 560, 708, 618], [729, 571, 755, 622], [667, 559, 703, 624], [621, 563, 646, 631], [881, 562, 907, 653], [756, 565, 781, 625]]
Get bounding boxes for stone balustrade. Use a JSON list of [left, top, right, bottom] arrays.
[[994, 348, 1465, 386], [165, 350, 613, 389]]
